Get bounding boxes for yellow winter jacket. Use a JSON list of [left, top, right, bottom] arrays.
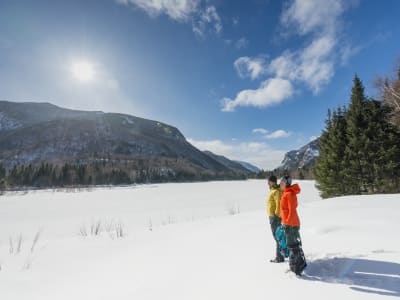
[[267, 185, 282, 217]]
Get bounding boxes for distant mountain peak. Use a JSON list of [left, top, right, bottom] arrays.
[[277, 138, 319, 171]]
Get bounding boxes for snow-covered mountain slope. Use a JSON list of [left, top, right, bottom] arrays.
[[278, 138, 319, 170], [0, 180, 398, 300]]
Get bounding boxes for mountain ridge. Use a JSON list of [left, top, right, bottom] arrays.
[[0, 101, 254, 180]]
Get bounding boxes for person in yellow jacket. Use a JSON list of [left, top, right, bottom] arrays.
[[266, 175, 284, 263]]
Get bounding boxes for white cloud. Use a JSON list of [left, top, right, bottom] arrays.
[[252, 128, 269, 135], [234, 56, 267, 80], [221, 78, 294, 112], [116, 0, 222, 37], [268, 0, 356, 93], [267, 36, 336, 93], [224, 0, 357, 111], [280, 0, 345, 36], [187, 139, 233, 154], [309, 135, 319, 141], [264, 130, 291, 139], [253, 128, 292, 139], [187, 138, 286, 170], [116, 0, 199, 21]]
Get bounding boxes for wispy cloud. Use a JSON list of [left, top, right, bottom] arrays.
[[192, 5, 222, 37], [224, 37, 249, 50], [268, 35, 336, 93], [264, 130, 292, 139], [222, 78, 294, 112], [223, 0, 357, 111], [235, 37, 249, 49], [115, 0, 198, 21], [234, 56, 267, 80], [271, 0, 357, 93], [116, 0, 222, 37], [253, 128, 292, 139], [280, 0, 345, 36], [252, 128, 269, 135], [187, 138, 286, 169]]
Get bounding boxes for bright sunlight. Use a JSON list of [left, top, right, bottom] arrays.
[[70, 61, 95, 82]]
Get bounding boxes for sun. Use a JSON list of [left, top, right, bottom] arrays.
[[70, 61, 95, 82]]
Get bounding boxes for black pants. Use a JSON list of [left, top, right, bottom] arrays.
[[269, 216, 283, 259], [283, 225, 301, 248], [284, 225, 306, 274]]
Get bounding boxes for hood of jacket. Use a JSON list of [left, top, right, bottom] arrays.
[[284, 183, 300, 195]]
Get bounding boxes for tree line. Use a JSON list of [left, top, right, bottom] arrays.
[[0, 159, 248, 192], [314, 71, 400, 198]]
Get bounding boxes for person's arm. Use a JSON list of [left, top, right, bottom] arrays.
[[274, 190, 280, 217], [286, 192, 296, 224], [280, 194, 288, 224]]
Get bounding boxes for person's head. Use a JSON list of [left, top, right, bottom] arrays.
[[267, 175, 277, 188], [280, 175, 292, 189]]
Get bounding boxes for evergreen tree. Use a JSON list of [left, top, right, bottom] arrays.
[[344, 75, 370, 194], [0, 164, 6, 192], [315, 107, 348, 198], [316, 74, 400, 197]]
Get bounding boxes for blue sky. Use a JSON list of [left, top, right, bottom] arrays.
[[1, 0, 399, 169]]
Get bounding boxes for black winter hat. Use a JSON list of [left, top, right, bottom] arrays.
[[280, 175, 292, 186], [268, 175, 277, 183]]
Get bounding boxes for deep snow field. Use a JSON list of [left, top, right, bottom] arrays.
[[0, 180, 399, 300]]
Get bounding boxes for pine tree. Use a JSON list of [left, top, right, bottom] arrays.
[[316, 74, 400, 197], [315, 107, 348, 198], [0, 164, 6, 192], [344, 75, 369, 194]]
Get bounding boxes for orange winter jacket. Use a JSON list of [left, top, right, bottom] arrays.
[[280, 183, 301, 226]]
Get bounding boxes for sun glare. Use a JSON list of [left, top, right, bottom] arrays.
[[71, 61, 95, 82]]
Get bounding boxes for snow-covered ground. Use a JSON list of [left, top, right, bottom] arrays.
[[0, 180, 399, 299]]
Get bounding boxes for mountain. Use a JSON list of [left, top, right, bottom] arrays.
[[202, 151, 253, 174], [235, 161, 261, 173], [277, 138, 319, 171], [0, 101, 251, 179]]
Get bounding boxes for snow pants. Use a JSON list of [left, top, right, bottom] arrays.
[[284, 225, 307, 275], [269, 216, 284, 260]]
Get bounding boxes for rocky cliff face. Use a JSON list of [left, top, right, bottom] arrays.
[[278, 138, 319, 171]]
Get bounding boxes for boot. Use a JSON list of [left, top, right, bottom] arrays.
[[270, 255, 285, 263]]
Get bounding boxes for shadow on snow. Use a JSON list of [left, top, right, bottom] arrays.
[[302, 257, 400, 297]]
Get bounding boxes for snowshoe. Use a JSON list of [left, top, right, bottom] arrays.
[[275, 225, 289, 258], [288, 245, 307, 275]]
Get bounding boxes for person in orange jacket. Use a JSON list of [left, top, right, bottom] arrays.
[[280, 175, 307, 275]]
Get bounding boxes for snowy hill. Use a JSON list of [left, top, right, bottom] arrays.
[[0, 180, 399, 299]]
